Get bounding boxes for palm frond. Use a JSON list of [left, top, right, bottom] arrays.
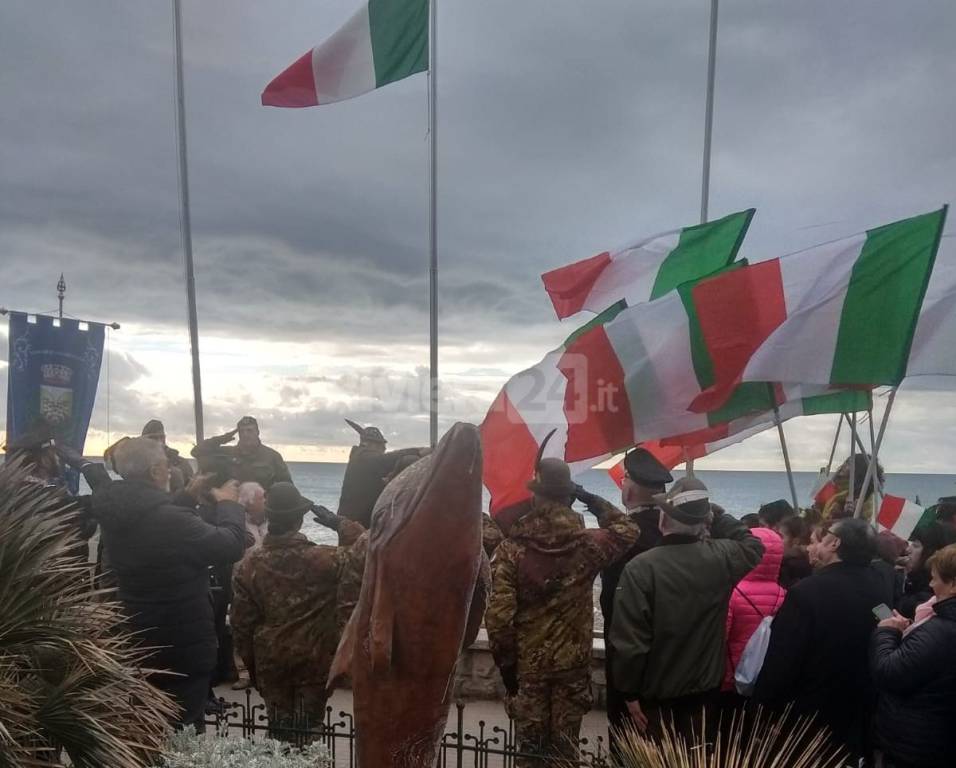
[[604, 705, 847, 768], [0, 459, 177, 767]]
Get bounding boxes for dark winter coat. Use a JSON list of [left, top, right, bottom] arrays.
[[753, 561, 887, 759], [93, 480, 245, 677], [611, 514, 764, 702], [337, 445, 424, 527], [870, 596, 956, 768]]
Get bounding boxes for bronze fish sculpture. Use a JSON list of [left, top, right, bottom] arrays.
[[329, 422, 487, 767]]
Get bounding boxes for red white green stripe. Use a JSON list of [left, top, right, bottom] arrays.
[[607, 390, 870, 488], [878, 495, 934, 540], [262, 0, 428, 108], [540, 210, 753, 319], [690, 208, 948, 411], [482, 218, 751, 516]]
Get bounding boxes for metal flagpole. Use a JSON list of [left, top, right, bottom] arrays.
[[855, 389, 897, 518], [826, 414, 844, 476], [173, 0, 205, 444], [847, 412, 857, 509], [867, 407, 883, 507], [686, 0, 719, 479], [700, 0, 718, 225], [427, 0, 439, 448], [773, 402, 800, 511]]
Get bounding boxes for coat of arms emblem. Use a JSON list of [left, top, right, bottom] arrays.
[[39, 363, 74, 425]]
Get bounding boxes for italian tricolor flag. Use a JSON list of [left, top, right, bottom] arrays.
[[878, 495, 934, 540], [482, 217, 753, 516], [689, 208, 948, 412], [540, 210, 753, 319], [606, 389, 870, 490], [262, 0, 428, 108]]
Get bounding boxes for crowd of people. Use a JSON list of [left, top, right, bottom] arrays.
[[5, 418, 956, 767]]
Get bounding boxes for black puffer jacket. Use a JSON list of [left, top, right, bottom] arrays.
[[870, 596, 956, 768], [93, 481, 245, 677]]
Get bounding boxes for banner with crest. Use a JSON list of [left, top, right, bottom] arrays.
[[6, 312, 105, 490]]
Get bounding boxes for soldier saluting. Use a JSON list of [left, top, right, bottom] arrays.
[[336, 419, 429, 527], [485, 435, 640, 766]]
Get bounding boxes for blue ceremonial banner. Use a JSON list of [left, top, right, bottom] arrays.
[[6, 312, 105, 491]]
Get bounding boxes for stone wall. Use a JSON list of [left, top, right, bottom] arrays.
[[454, 630, 608, 710]]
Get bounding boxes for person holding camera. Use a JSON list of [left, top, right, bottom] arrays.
[[92, 437, 245, 732], [485, 455, 639, 767]]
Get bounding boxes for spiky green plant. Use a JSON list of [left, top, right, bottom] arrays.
[[605, 706, 847, 768], [0, 458, 177, 767]]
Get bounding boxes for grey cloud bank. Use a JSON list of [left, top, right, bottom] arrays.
[[1, 0, 955, 468]]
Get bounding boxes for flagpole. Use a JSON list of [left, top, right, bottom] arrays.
[[772, 402, 800, 511], [855, 389, 897, 518], [867, 407, 883, 507], [700, 0, 718, 225], [173, 0, 204, 443], [826, 414, 844, 476], [427, 0, 439, 448], [686, 0, 719, 479], [847, 412, 857, 509]]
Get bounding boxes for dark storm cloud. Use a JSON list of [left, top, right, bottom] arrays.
[[2, 1, 956, 460], [3, 0, 954, 340]]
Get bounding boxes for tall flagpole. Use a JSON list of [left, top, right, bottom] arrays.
[[700, 0, 718, 225], [173, 0, 204, 443], [686, 0, 719, 478], [427, 0, 439, 448]]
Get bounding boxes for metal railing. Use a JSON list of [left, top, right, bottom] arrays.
[[205, 690, 611, 767]]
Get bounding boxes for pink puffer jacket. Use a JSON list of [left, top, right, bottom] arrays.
[[722, 527, 786, 690]]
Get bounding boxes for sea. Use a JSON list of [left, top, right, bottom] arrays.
[[290, 463, 956, 546]]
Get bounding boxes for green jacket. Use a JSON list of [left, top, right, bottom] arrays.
[[610, 514, 763, 701], [192, 436, 291, 489]]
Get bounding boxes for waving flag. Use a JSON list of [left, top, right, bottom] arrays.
[[482, 215, 753, 517], [689, 208, 948, 412], [540, 209, 753, 319], [605, 390, 870, 488], [262, 0, 428, 107], [878, 495, 934, 540]]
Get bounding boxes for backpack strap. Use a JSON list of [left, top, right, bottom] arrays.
[[734, 586, 766, 619]]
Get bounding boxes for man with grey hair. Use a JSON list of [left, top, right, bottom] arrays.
[[754, 517, 884, 761], [92, 436, 246, 731], [238, 481, 268, 549], [610, 477, 764, 742]]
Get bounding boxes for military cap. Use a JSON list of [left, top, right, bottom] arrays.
[[236, 415, 259, 430], [654, 476, 711, 525], [623, 447, 673, 487], [758, 498, 794, 526], [345, 418, 387, 445], [265, 482, 314, 519], [3, 419, 55, 453], [141, 419, 165, 438], [527, 457, 576, 500]]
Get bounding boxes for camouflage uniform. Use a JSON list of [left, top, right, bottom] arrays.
[[486, 498, 639, 766], [231, 519, 365, 736], [482, 513, 505, 558], [192, 437, 291, 490]]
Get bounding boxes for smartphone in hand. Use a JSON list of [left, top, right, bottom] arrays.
[[872, 603, 893, 622]]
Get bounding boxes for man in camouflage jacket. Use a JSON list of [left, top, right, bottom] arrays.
[[192, 416, 291, 490], [231, 483, 366, 738], [486, 458, 639, 766]]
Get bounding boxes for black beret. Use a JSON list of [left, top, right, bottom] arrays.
[[623, 447, 673, 487]]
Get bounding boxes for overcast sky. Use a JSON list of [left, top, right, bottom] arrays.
[[1, 0, 955, 472]]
